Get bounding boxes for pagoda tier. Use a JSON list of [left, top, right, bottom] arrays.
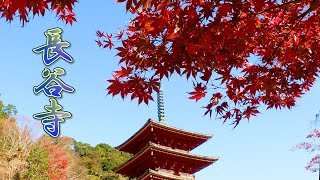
[[117, 119, 212, 154], [115, 142, 218, 178], [138, 169, 196, 180]]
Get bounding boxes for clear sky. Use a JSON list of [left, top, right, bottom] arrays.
[[0, 1, 319, 179]]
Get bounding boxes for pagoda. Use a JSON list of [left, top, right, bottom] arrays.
[[115, 85, 219, 180]]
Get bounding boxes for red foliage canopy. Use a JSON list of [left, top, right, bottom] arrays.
[[2, 0, 320, 126], [96, 0, 320, 127], [0, 0, 77, 26]]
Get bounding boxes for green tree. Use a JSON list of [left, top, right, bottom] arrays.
[[23, 147, 50, 180], [0, 100, 5, 119], [2, 104, 18, 118], [0, 99, 17, 119]]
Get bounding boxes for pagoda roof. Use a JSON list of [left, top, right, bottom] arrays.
[[117, 119, 213, 154], [138, 169, 195, 180], [115, 142, 219, 178]]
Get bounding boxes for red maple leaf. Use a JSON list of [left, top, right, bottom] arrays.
[[0, 0, 78, 26], [114, 67, 133, 78], [188, 83, 207, 101]]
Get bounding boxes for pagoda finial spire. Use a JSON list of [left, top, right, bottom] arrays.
[[157, 82, 165, 123]]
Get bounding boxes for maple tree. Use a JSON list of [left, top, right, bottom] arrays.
[[0, 0, 77, 26], [2, 0, 320, 126], [293, 112, 320, 173], [293, 128, 320, 173], [37, 136, 78, 180], [95, 0, 320, 126]]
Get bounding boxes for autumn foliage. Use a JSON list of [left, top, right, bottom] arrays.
[[37, 136, 73, 180], [2, 0, 320, 126], [0, 98, 130, 179], [94, 0, 320, 126], [0, 0, 77, 26], [0, 118, 86, 179], [293, 128, 320, 172]]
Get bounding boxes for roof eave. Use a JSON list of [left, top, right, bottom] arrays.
[[116, 118, 213, 151]]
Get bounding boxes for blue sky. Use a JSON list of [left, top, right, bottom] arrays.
[[0, 1, 319, 179]]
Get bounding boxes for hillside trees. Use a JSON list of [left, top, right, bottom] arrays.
[[0, 117, 88, 180], [24, 146, 50, 180], [74, 142, 131, 180], [0, 120, 33, 179], [0, 100, 17, 119], [0, 116, 130, 180], [0, 98, 129, 179], [0, 98, 87, 179], [36, 136, 87, 180]]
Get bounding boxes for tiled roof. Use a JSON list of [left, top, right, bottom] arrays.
[[115, 141, 219, 174], [138, 169, 196, 180], [116, 118, 212, 151]]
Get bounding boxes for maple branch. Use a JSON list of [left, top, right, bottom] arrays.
[[263, 0, 315, 66], [296, 0, 319, 19], [255, 0, 301, 16], [228, 0, 301, 23], [208, 84, 226, 90]]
